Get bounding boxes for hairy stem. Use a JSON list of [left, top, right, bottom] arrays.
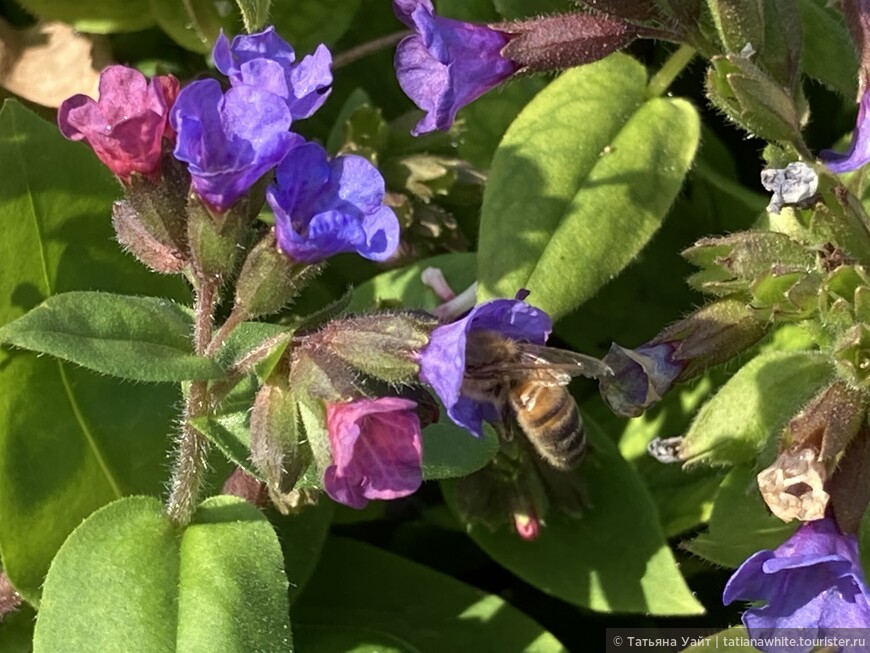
[[333, 31, 409, 69], [646, 44, 696, 99], [166, 279, 218, 527]]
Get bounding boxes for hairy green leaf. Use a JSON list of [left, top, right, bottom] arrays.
[[478, 55, 700, 319], [235, 0, 271, 32], [0, 292, 222, 382], [34, 496, 292, 652]]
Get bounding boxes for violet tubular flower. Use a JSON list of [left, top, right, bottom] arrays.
[[58, 65, 179, 182], [418, 296, 552, 437], [323, 397, 423, 509], [170, 79, 302, 213], [724, 518, 870, 653], [213, 27, 333, 121], [599, 342, 683, 418], [393, 0, 518, 135], [820, 89, 870, 173], [266, 141, 400, 263]]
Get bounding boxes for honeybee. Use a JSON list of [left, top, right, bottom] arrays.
[[462, 330, 612, 471]]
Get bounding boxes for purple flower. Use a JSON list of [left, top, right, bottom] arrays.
[[266, 141, 399, 263], [170, 79, 302, 212], [599, 342, 683, 417], [213, 27, 333, 121], [418, 295, 552, 437], [820, 89, 870, 173], [724, 518, 870, 653], [323, 397, 423, 509], [58, 66, 179, 182], [393, 0, 518, 135]]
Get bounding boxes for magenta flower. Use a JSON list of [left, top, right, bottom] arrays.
[[598, 342, 683, 417], [213, 27, 333, 121], [418, 295, 552, 437], [170, 79, 302, 212], [393, 0, 518, 135], [820, 89, 870, 173], [724, 518, 870, 653], [323, 397, 423, 509], [58, 65, 179, 182], [266, 141, 400, 263]]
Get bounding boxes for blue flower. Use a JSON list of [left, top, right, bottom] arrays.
[[266, 141, 400, 263], [598, 342, 683, 417], [213, 27, 333, 121], [170, 79, 302, 212], [820, 89, 870, 173], [418, 295, 552, 437], [393, 0, 518, 135], [724, 517, 870, 653]]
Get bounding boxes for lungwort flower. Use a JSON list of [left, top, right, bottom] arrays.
[[323, 397, 423, 509], [58, 65, 179, 182], [393, 0, 517, 136], [170, 79, 302, 212], [418, 294, 552, 437], [724, 518, 870, 652], [266, 141, 400, 263], [213, 27, 333, 121], [820, 89, 870, 173]]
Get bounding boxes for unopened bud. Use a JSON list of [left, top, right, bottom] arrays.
[[112, 200, 186, 274], [513, 508, 540, 541], [221, 467, 268, 509], [828, 426, 870, 534], [320, 312, 437, 383], [250, 379, 309, 513], [234, 230, 322, 321]]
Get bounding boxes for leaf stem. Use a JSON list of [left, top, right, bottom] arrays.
[[646, 44, 696, 99], [333, 31, 409, 69]]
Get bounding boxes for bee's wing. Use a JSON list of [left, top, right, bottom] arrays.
[[471, 345, 612, 384]]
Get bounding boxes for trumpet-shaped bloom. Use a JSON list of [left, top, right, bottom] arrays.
[[820, 89, 870, 173], [58, 65, 179, 181], [724, 518, 870, 653], [170, 79, 301, 212], [213, 27, 333, 120], [599, 342, 683, 417], [418, 295, 552, 437], [393, 0, 517, 135], [324, 397, 423, 509], [267, 141, 399, 263]]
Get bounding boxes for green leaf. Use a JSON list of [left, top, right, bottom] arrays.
[[422, 421, 499, 480], [680, 351, 833, 466], [0, 292, 223, 382], [477, 55, 700, 319], [447, 418, 704, 615], [235, 0, 271, 32], [34, 496, 292, 652], [684, 466, 796, 568], [292, 537, 566, 652], [797, 0, 858, 98], [348, 251, 477, 312], [151, 0, 241, 53], [270, 0, 362, 54], [214, 321, 292, 375], [0, 101, 187, 604], [707, 0, 765, 55], [12, 0, 154, 32]]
